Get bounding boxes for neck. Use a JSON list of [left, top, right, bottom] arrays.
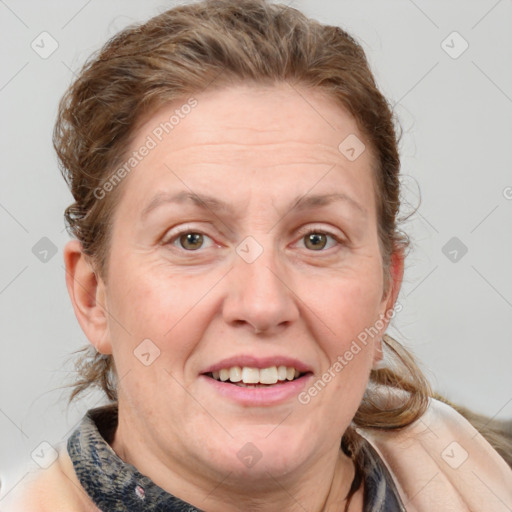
[[111, 410, 359, 512]]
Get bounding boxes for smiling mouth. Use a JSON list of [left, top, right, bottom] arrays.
[[205, 365, 310, 387]]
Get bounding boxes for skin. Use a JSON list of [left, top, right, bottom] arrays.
[[64, 82, 404, 512]]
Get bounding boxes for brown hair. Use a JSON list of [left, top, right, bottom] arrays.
[[55, 0, 501, 506]]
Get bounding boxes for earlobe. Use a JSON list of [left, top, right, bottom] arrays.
[[63, 240, 112, 354], [372, 337, 384, 367]]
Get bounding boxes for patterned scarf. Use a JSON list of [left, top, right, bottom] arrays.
[[68, 405, 406, 511]]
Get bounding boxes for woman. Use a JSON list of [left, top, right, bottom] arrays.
[[2, 0, 511, 510]]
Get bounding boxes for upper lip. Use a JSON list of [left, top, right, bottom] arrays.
[[201, 355, 313, 375]]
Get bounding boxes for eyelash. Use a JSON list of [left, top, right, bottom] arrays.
[[163, 225, 344, 253], [162, 226, 216, 251], [293, 226, 344, 251]]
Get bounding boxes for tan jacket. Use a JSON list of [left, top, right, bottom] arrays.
[[359, 398, 512, 511], [1, 397, 511, 511]]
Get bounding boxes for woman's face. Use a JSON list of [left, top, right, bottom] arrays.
[[77, 83, 402, 491]]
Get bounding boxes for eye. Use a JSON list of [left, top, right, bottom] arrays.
[[170, 231, 214, 251], [178, 232, 204, 250], [300, 231, 339, 251]]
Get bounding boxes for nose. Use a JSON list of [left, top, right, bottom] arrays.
[[222, 244, 300, 335]]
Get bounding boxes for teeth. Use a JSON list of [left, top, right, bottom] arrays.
[[229, 366, 242, 382], [210, 365, 303, 384], [241, 367, 260, 384], [259, 367, 278, 384]]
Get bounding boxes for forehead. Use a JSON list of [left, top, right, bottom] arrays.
[[115, 83, 376, 217]]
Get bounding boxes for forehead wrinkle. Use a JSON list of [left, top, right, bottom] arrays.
[[160, 144, 352, 173], [140, 190, 235, 221]]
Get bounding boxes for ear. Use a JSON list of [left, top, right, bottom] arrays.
[[63, 240, 112, 354], [373, 248, 405, 366]]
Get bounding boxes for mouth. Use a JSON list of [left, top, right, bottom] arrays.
[[204, 365, 310, 387], [200, 355, 313, 404]]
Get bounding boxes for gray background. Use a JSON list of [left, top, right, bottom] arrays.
[[1, 0, 511, 498]]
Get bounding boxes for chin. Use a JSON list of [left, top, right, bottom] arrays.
[[204, 429, 312, 482]]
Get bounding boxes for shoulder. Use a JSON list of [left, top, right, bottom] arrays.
[[0, 448, 99, 512], [357, 394, 512, 512]]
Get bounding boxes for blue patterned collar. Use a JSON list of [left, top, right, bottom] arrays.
[[67, 405, 405, 511]]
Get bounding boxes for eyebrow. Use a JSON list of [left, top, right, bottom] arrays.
[[140, 190, 367, 220], [140, 191, 234, 220], [290, 193, 367, 217]]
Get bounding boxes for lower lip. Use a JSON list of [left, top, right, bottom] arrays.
[[200, 374, 313, 406]]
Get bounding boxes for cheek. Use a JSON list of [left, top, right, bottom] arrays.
[[302, 266, 385, 343], [298, 285, 379, 430], [295, 262, 384, 407], [297, 335, 374, 442], [104, 259, 223, 367]]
